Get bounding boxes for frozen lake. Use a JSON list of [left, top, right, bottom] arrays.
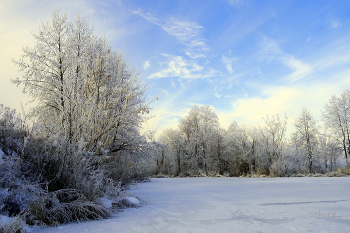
[[33, 177, 350, 233]]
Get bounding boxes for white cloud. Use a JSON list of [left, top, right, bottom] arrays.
[[281, 55, 312, 82], [143, 60, 151, 70], [214, 86, 221, 98], [147, 54, 221, 80], [329, 19, 342, 28], [258, 36, 312, 82], [221, 50, 239, 74], [225, 0, 247, 7], [216, 69, 350, 137], [192, 63, 204, 72], [132, 9, 208, 51], [185, 50, 206, 59], [257, 37, 280, 63], [171, 80, 176, 88], [224, 62, 233, 74]]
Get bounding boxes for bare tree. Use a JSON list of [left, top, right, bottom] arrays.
[[259, 114, 288, 174], [12, 10, 154, 158], [177, 105, 220, 175], [322, 90, 350, 165], [318, 133, 341, 172], [159, 128, 184, 176], [294, 107, 318, 173]]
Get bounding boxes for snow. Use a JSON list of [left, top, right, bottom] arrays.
[[124, 196, 141, 207], [99, 197, 114, 209], [1, 215, 14, 224], [32, 177, 350, 233]]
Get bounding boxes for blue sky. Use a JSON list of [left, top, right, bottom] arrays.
[[1, 0, 350, 137]]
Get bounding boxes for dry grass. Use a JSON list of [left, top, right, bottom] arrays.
[[22, 189, 110, 226]]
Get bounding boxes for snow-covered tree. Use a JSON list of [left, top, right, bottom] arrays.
[[179, 105, 220, 175], [259, 114, 288, 174], [322, 89, 350, 165], [294, 107, 318, 173], [0, 104, 27, 155], [211, 127, 226, 175], [318, 133, 341, 172], [223, 122, 253, 175], [12, 10, 153, 158], [1, 9, 160, 227], [159, 128, 184, 176]]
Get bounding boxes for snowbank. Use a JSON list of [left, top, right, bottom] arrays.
[[124, 197, 141, 207]]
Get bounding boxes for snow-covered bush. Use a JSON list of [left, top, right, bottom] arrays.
[[0, 104, 27, 156], [270, 158, 286, 177], [0, 216, 26, 233], [0, 134, 117, 226]]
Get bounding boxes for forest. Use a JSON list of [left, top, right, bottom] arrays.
[[0, 10, 350, 232]]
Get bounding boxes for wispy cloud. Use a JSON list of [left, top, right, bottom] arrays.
[[214, 86, 221, 98], [171, 80, 176, 88], [221, 49, 239, 73], [252, 68, 262, 75], [329, 19, 342, 28], [257, 37, 281, 63], [258, 36, 312, 82], [147, 54, 221, 80], [143, 60, 151, 70], [132, 9, 208, 51], [225, 0, 247, 7], [281, 55, 312, 82], [184, 50, 206, 59]]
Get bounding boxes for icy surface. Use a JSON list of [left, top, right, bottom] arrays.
[[33, 177, 350, 233]]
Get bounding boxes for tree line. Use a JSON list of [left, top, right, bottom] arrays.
[[153, 90, 350, 177]]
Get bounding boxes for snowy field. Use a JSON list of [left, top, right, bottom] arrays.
[[33, 177, 350, 233]]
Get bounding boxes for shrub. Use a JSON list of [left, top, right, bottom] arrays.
[[0, 216, 26, 233]]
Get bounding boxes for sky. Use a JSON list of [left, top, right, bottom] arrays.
[[1, 0, 350, 138]]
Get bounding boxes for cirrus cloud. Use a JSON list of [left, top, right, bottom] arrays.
[[147, 53, 221, 80]]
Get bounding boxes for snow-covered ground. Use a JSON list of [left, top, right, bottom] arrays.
[[32, 177, 350, 233]]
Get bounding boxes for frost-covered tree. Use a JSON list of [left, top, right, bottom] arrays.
[[294, 107, 318, 173], [12, 10, 153, 158], [211, 127, 226, 175], [1, 10, 158, 227], [0, 104, 27, 155], [223, 122, 254, 175], [159, 128, 184, 176], [179, 105, 220, 175], [318, 133, 341, 172], [322, 89, 350, 165], [259, 114, 288, 174], [284, 134, 306, 174]]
